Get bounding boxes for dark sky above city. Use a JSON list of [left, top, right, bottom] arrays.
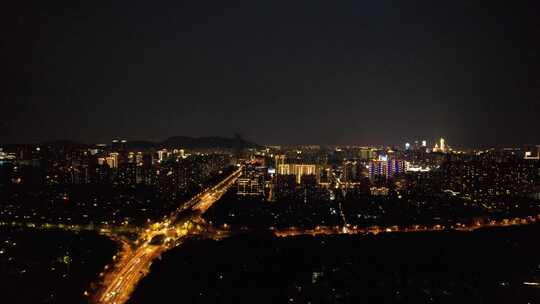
[[2, 1, 539, 147]]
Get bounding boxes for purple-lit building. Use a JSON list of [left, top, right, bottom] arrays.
[[369, 156, 406, 179]]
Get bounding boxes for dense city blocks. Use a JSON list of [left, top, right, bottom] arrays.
[[1, 141, 539, 303]]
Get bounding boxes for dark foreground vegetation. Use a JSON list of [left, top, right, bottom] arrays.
[[130, 224, 540, 304], [0, 228, 117, 304]]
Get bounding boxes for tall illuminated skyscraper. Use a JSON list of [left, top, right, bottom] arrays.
[[440, 138, 446, 153], [105, 152, 119, 168], [157, 149, 169, 163]]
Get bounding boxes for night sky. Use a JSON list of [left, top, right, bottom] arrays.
[[2, 1, 539, 147]]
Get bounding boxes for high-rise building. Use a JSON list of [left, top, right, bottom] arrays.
[[237, 164, 265, 196], [369, 157, 406, 179], [135, 152, 144, 165], [318, 166, 332, 186], [277, 163, 317, 184], [128, 152, 135, 163], [172, 149, 187, 159], [342, 160, 362, 186], [106, 152, 119, 169], [275, 154, 286, 170], [237, 177, 264, 196], [276, 163, 290, 175], [440, 138, 446, 153], [293, 164, 316, 184], [157, 149, 170, 163], [359, 148, 376, 160]]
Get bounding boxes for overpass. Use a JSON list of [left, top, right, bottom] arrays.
[[93, 166, 242, 304]]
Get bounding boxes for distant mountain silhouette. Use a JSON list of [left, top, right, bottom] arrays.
[[40, 140, 87, 148], [124, 140, 156, 150], [160, 136, 259, 149], [1, 136, 259, 150]]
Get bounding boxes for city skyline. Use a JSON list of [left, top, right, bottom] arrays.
[[0, 134, 538, 151], [1, 127, 539, 304]]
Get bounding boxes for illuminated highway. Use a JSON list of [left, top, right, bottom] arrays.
[[93, 167, 242, 304], [273, 214, 540, 238]]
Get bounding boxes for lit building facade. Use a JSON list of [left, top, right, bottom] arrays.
[[237, 164, 265, 196], [277, 164, 317, 184], [358, 148, 377, 160], [237, 177, 264, 196], [369, 158, 406, 179]]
